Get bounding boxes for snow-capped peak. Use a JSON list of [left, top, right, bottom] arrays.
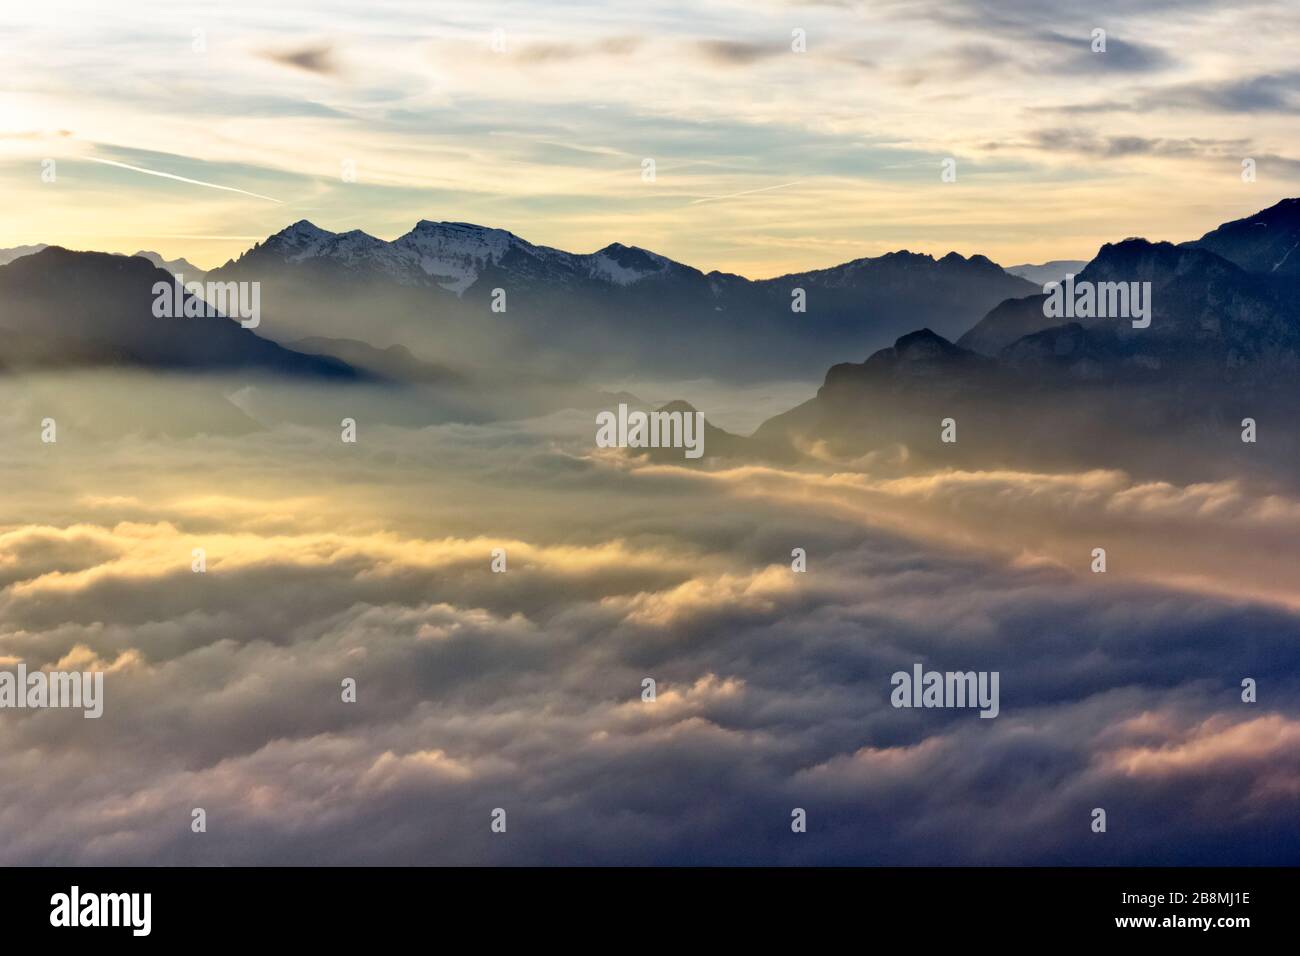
[[267, 220, 339, 261], [584, 242, 676, 286], [392, 221, 568, 294], [245, 218, 683, 294]]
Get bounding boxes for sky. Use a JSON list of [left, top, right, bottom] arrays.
[[3, 0, 1300, 275]]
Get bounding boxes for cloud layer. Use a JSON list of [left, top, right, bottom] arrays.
[[1, 374, 1297, 864]]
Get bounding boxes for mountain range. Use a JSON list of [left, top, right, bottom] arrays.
[[0, 248, 352, 377], [0, 244, 48, 267], [1004, 260, 1089, 285], [753, 198, 1300, 485], [206, 219, 1036, 380], [4, 198, 1300, 466]]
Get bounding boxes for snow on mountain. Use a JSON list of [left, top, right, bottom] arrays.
[[246, 219, 690, 295], [391, 220, 571, 293], [265, 220, 346, 262], [584, 243, 677, 286]]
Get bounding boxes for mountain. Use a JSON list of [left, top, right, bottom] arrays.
[[130, 250, 208, 281], [752, 322, 1299, 485], [0, 247, 360, 377], [643, 400, 751, 461], [0, 244, 48, 267], [754, 201, 1300, 485], [1184, 197, 1300, 276], [208, 220, 1036, 381], [957, 238, 1298, 360], [220, 219, 697, 293], [289, 336, 465, 385], [1004, 260, 1088, 286], [960, 199, 1300, 357], [0, 246, 641, 429]]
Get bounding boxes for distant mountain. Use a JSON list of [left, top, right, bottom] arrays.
[[1184, 197, 1300, 276], [0, 244, 48, 267], [209, 220, 1036, 381], [1, 245, 203, 275], [754, 201, 1300, 485], [222, 219, 697, 293], [1005, 260, 1088, 285], [0, 247, 359, 377], [129, 250, 208, 281], [957, 238, 1300, 363], [643, 400, 751, 461], [960, 199, 1300, 357], [752, 322, 1299, 485], [290, 336, 465, 385]]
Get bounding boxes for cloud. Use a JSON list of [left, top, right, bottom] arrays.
[[693, 39, 783, 66], [1104, 714, 1300, 786], [84, 157, 283, 203], [0, 385, 1298, 864], [509, 36, 643, 64], [1037, 30, 1171, 74], [1053, 72, 1300, 116], [260, 42, 340, 76], [6, 0, 1300, 274], [1025, 128, 1251, 159]]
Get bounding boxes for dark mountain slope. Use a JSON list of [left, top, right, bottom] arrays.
[[0, 248, 360, 377], [1185, 197, 1300, 277]]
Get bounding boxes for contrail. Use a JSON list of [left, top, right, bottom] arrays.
[[689, 180, 802, 205], [86, 157, 283, 203]]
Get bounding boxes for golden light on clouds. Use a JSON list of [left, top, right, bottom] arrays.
[[2, 1, 1298, 272]]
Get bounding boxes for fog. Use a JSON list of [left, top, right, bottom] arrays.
[[0, 371, 1296, 863]]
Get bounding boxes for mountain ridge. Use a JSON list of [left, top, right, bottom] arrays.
[[0, 246, 362, 378], [207, 218, 1035, 380], [221, 218, 1026, 295]]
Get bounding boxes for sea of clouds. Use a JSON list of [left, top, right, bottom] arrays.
[[0, 373, 1297, 864]]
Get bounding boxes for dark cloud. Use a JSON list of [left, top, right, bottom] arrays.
[[884, 0, 1221, 34], [694, 40, 783, 67], [1047, 72, 1300, 116], [261, 42, 339, 76], [1037, 30, 1171, 74], [1139, 71, 1300, 112], [1014, 128, 1300, 174], [510, 36, 642, 64], [1026, 127, 1248, 158]]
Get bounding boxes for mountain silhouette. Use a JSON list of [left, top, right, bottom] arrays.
[[0, 247, 360, 377], [754, 198, 1300, 486], [0, 243, 48, 267], [208, 220, 1036, 381], [129, 250, 209, 280], [1185, 197, 1300, 276], [958, 234, 1300, 363]]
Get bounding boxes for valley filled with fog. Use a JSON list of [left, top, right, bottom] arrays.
[[2, 370, 1296, 864]]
